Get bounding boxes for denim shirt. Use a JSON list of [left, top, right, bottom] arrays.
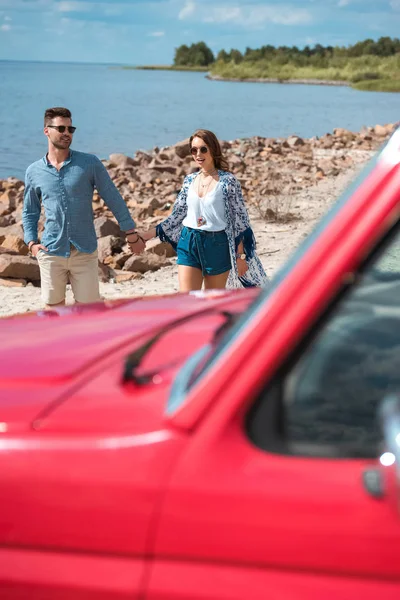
[[22, 150, 136, 256]]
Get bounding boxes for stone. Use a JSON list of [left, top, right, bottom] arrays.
[[97, 235, 124, 262], [149, 197, 164, 211], [113, 270, 143, 283], [98, 260, 111, 283], [0, 277, 27, 287], [374, 124, 391, 137], [123, 252, 171, 274], [2, 177, 24, 190], [0, 201, 10, 216], [0, 255, 40, 280], [148, 162, 179, 175], [173, 138, 191, 159], [333, 128, 355, 141], [0, 215, 14, 227], [113, 175, 129, 187], [0, 246, 19, 256], [229, 154, 245, 167], [0, 189, 17, 211], [1, 234, 28, 255], [110, 252, 130, 269], [318, 135, 334, 149], [136, 168, 162, 185], [94, 216, 122, 238], [287, 135, 305, 147], [145, 237, 176, 258], [109, 153, 138, 168], [1, 223, 24, 238]]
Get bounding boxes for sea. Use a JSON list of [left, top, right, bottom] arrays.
[[1, 60, 399, 180]]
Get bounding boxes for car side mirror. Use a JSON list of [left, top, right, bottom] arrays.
[[378, 394, 400, 512]]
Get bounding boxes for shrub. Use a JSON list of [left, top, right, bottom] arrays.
[[350, 71, 382, 83]]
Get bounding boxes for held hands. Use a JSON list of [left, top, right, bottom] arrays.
[[126, 229, 155, 254], [126, 231, 146, 255]]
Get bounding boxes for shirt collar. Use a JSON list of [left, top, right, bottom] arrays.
[[43, 150, 73, 167]]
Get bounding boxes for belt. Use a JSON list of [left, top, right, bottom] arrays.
[[186, 227, 225, 236]]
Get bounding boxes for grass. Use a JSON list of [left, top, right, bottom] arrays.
[[209, 54, 400, 92], [352, 79, 400, 92], [253, 180, 300, 223], [118, 55, 400, 92]]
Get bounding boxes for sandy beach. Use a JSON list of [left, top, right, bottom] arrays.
[[0, 160, 367, 318]]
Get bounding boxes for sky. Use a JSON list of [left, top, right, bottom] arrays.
[[0, 0, 400, 65]]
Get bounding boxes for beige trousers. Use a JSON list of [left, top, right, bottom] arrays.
[[37, 246, 100, 305]]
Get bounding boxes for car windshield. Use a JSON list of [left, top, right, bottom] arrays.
[[166, 152, 381, 414]]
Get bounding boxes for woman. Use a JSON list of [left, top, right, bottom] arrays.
[[135, 129, 268, 291]]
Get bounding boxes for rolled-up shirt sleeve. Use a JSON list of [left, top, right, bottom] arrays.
[[92, 157, 135, 231], [22, 171, 41, 245]]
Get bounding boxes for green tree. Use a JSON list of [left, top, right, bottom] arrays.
[[217, 49, 230, 62], [174, 44, 190, 66], [228, 49, 243, 64], [174, 42, 215, 66]]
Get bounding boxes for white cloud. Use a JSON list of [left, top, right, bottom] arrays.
[[390, 0, 400, 9], [179, 0, 196, 20], [57, 1, 93, 12], [4, 15, 12, 21], [179, 3, 313, 27], [203, 7, 241, 24], [1, 23, 11, 31], [148, 31, 165, 37], [338, 0, 349, 6]]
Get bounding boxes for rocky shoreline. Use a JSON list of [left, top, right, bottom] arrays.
[[206, 74, 349, 86], [0, 122, 396, 310]]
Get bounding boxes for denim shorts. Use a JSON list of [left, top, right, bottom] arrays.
[[177, 226, 232, 276]]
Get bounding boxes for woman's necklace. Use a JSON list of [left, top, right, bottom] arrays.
[[197, 170, 217, 227], [199, 168, 218, 188]]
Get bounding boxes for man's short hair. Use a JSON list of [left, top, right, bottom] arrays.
[[44, 107, 72, 126]]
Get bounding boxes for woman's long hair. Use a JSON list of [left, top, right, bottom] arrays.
[[189, 129, 229, 171]]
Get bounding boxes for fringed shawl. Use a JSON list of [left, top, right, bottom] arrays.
[[156, 170, 269, 288]]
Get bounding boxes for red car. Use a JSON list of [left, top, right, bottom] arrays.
[[1, 129, 400, 599]]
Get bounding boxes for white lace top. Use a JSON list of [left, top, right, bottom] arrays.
[[182, 180, 227, 231]]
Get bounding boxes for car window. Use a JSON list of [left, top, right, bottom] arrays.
[[248, 221, 400, 459], [178, 154, 382, 401]]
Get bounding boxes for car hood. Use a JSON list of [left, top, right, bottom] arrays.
[[0, 289, 259, 431]]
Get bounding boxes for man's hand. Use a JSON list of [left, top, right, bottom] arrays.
[[30, 243, 48, 258]]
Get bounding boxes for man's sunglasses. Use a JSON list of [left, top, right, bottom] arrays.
[[47, 125, 76, 134], [190, 145, 208, 155]]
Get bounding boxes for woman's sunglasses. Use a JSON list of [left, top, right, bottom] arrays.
[[190, 145, 208, 155], [47, 125, 77, 134]]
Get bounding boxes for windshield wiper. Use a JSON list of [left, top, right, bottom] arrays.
[[122, 309, 236, 386]]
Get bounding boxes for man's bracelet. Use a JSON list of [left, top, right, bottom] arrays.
[[28, 241, 39, 256], [126, 232, 144, 244]]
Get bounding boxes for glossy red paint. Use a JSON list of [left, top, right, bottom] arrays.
[[147, 561, 400, 600], [168, 158, 400, 432], [1, 131, 400, 598], [0, 291, 257, 430]]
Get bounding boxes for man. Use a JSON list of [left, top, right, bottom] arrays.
[[22, 107, 145, 308]]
